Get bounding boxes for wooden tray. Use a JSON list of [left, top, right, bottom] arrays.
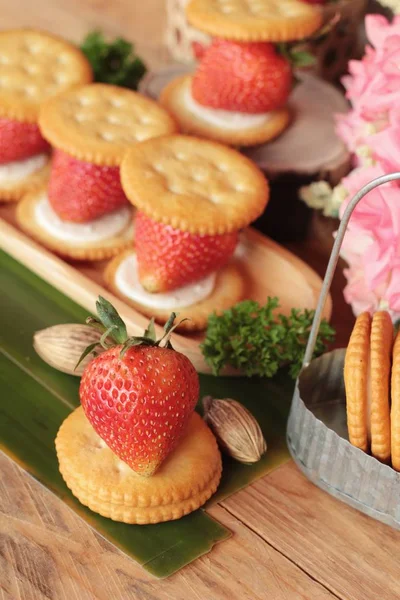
[[0, 203, 332, 374]]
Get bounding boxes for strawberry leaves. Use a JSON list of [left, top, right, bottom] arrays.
[[78, 298, 185, 367], [277, 43, 316, 69], [95, 296, 128, 344]]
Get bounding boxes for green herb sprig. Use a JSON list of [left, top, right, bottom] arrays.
[[80, 31, 146, 90], [201, 299, 335, 379], [277, 43, 317, 69]]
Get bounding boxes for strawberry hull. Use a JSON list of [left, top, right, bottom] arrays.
[[48, 149, 129, 223], [0, 118, 49, 164], [135, 211, 239, 293]]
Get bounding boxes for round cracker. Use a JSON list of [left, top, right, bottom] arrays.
[[186, 0, 323, 42], [120, 134, 269, 235], [56, 407, 222, 524], [0, 29, 92, 123], [391, 330, 400, 471], [104, 248, 246, 332], [344, 312, 371, 453], [0, 156, 50, 202], [39, 84, 178, 166], [160, 75, 290, 148], [16, 187, 134, 261], [370, 311, 392, 464]]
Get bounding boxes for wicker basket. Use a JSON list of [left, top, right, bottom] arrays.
[[165, 0, 211, 64], [165, 0, 367, 81]]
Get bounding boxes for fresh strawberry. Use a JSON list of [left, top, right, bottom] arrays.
[[192, 39, 292, 113], [0, 118, 49, 164], [79, 298, 199, 477], [48, 149, 129, 223], [135, 211, 238, 293], [192, 40, 207, 60], [301, 0, 325, 4]]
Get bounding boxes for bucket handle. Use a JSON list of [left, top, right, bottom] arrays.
[[303, 172, 400, 368]]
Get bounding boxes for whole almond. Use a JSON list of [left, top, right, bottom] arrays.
[[203, 396, 267, 464], [33, 323, 104, 376]]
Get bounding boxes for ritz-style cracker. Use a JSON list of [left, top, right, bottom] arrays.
[[56, 408, 222, 524]]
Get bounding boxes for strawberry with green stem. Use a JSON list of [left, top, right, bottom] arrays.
[[78, 297, 199, 477], [192, 39, 315, 114]]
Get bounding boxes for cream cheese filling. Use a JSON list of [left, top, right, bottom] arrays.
[[0, 153, 48, 183], [184, 80, 273, 131], [115, 253, 216, 309], [35, 192, 133, 243]]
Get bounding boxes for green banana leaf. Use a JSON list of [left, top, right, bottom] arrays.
[[0, 249, 291, 578]]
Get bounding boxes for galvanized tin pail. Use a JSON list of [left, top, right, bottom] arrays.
[[288, 173, 400, 529]]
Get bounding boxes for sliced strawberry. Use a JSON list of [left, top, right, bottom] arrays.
[[79, 298, 199, 476], [48, 149, 129, 223], [0, 118, 49, 164], [192, 39, 292, 113], [135, 211, 238, 292]]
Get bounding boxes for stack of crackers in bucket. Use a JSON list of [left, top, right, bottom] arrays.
[[344, 311, 400, 471]]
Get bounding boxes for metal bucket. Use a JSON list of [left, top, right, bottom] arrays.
[[288, 173, 400, 529]]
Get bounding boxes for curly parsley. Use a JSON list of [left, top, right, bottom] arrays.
[[201, 299, 335, 379], [80, 31, 146, 90]]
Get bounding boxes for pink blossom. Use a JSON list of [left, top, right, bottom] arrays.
[[336, 112, 371, 154], [343, 259, 381, 315], [365, 14, 400, 50], [335, 14, 400, 318], [370, 126, 400, 173], [343, 255, 400, 320], [384, 258, 400, 311], [339, 165, 399, 237]]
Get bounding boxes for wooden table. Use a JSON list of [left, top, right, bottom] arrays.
[[1, 3, 400, 599]]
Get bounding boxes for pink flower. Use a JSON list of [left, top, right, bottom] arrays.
[[365, 14, 400, 50], [339, 164, 400, 237], [335, 14, 400, 318], [363, 238, 396, 289], [343, 256, 400, 320], [336, 112, 371, 154], [340, 227, 392, 292], [337, 16, 400, 124], [370, 126, 400, 174], [341, 46, 378, 106], [385, 259, 400, 311], [343, 258, 381, 315]]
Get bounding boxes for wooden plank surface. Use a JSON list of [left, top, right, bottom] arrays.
[[0, 452, 337, 600], [1, 1, 398, 599]]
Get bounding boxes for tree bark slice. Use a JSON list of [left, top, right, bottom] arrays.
[[244, 73, 350, 185]]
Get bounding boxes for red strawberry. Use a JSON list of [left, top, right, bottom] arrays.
[[135, 211, 238, 293], [79, 298, 199, 476], [192, 40, 207, 60], [301, 0, 325, 4], [48, 149, 129, 223], [192, 39, 292, 113], [0, 118, 49, 164]]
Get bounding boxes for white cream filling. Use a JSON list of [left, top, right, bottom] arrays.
[[0, 153, 48, 183], [35, 192, 133, 243], [115, 253, 216, 309], [184, 81, 273, 130]]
